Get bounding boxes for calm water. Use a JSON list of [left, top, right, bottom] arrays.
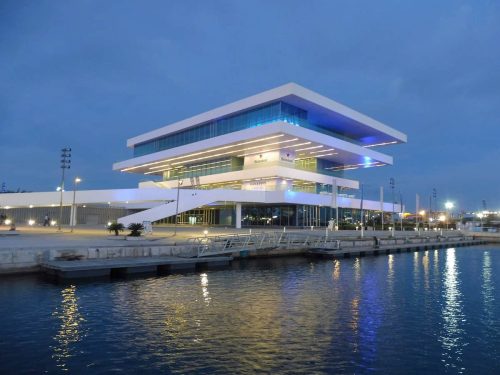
[[1, 246, 500, 374]]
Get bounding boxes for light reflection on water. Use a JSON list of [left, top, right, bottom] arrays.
[[482, 251, 494, 317], [51, 285, 86, 370], [440, 248, 466, 373], [422, 250, 430, 290], [0, 246, 499, 374]]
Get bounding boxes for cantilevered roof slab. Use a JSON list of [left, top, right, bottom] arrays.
[[125, 83, 407, 149], [114, 122, 393, 175]]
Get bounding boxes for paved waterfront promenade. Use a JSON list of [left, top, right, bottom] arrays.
[[0, 224, 461, 250]]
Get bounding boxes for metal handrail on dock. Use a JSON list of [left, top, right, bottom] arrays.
[[189, 231, 342, 257], [187, 231, 480, 258]]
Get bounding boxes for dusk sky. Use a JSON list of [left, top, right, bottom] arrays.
[[1, 0, 499, 211]]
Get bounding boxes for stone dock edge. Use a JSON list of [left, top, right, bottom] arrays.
[[0, 234, 493, 279]]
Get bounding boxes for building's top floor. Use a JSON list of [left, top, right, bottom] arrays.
[[128, 83, 407, 157]]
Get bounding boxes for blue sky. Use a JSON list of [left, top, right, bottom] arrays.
[[1, 0, 499, 211]]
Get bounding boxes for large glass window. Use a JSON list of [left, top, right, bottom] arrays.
[[163, 157, 244, 181], [294, 157, 344, 178], [132, 100, 369, 158], [133, 102, 307, 157]]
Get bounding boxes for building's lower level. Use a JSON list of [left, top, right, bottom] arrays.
[[0, 187, 401, 228]]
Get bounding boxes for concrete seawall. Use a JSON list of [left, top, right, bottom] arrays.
[[0, 245, 196, 274], [465, 231, 500, 243], [0, 232, 493, 276]]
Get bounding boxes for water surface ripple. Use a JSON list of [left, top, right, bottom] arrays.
[[1, 246, 500, 374]]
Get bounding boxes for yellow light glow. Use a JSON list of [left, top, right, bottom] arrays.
[[310, 148, 335, 154], [295, 145, 323, 152], [168, 138, 299, 167], [122, 134, 286, 172]]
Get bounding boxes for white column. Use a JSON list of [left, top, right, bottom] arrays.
[[69, 205, 77, 226], [332, 178, 338, 230], [235, 203, 242, 229]]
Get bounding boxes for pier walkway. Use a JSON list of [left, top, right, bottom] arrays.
[[187, 231, 482, 257]]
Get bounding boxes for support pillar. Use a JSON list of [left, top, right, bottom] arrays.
[[70, 205, 77, 226], [235, 203, 242, 229]]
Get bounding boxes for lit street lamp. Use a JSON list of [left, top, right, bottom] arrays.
[[58, 147, 71, 231], [390, 178, 395, 237], [419, 210, 426, 230], [70, 177, 81, 232], [173, 170, 184, 237], [444, 201, 454, 230], [477, 213, 484, 231]]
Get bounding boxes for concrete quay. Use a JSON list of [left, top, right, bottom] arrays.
[[308, 237, 485, 259], [0, 225, 492, 278]]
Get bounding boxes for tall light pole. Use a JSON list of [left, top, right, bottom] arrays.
[[399, 192, 403, 231], [445, 201, 454, 230], [390, 177, 395, 236], [477, 213, 484, 231], [70, 177, 81, 232], [419, 210, 426, 231], [58, 147, 71, 231], [173, 169, 184, 236], [360, 184, 364, 238]]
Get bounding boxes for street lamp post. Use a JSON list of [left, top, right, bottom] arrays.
[[477, 213, 484, 231], [70, 177, 81, 232], [399, 192, 403, 231], [445, 201, 454, 231], [173, 172, 184, 237], [419, 210, 426, 232], [360, 184, 364, 238], [390, 178, 395, 237], [58, 147, 71, 231], [429, 188, 436, 230]]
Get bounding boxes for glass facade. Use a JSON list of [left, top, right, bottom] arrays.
[[133, 101, 370, 157], [294, 157, 344, 178], [134, 102, 307, 157], [163, 157, 244, 181], [152, 204, 369, 227]]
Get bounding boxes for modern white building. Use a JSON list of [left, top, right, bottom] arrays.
[[113, 83, 406, 227], [0, 83, 406, 228]]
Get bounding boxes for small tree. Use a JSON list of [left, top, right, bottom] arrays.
[[127, 222, 144, 237], [108, 222, 125, 236]]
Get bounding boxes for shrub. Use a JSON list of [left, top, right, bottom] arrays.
[[127, 223, 144, 237], [108, 222, 125, 236]]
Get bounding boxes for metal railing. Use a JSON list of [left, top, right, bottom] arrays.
[[186, 231, 476, 258], [188, 232, 341, 257]]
